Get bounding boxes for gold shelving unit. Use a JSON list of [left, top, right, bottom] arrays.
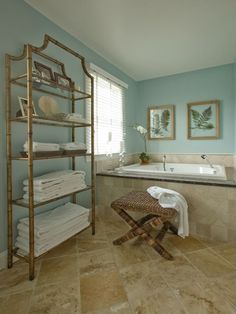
[[5, 34, 95, 280]]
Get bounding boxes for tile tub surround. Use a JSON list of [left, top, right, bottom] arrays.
[[96, 175, 236, 242], [0, 218, 235, 314]]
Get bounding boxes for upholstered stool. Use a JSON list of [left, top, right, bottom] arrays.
[[111, 191, 178, 260]]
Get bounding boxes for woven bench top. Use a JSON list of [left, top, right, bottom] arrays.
[[111, 191, 176, 219]]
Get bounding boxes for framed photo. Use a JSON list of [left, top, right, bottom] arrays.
[[18, 97, 37, 117], [187, 100, 220, 139], [148, 105, 175, 140], [54, 72, 72, 89], [34, 61, 54, 82]]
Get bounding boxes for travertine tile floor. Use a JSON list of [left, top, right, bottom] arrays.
[[0, 213, 236, 314]]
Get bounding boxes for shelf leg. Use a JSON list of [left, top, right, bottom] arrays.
[[92, 221, 95, 235], [29, 263, 35, 281], [5, 54, 13, 269], [27, 44, 35, 281]]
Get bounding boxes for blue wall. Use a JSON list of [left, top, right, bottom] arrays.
[[234, 63, 236, 153], [137, 64, 235, 154], [0, 0, 138, 253]]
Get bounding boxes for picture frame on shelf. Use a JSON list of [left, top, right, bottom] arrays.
[[148, 105, 175, 140], [54, 72, 73, 89], [18, 97, 38, 117], [187, 100, 220, 139], [34, 61, 54, 82]]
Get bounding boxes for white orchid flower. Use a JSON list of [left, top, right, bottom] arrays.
[[136, 125, 147, 134]]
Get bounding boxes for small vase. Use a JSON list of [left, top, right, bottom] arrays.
[[140, 158, 150, 165]]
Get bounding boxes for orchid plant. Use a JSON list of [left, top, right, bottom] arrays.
[[133, 124, 150, 163]]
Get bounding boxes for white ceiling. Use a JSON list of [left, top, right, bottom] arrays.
[[25, 0, 236, 81]]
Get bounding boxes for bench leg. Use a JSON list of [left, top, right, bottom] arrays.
[[113, 213, 155, 245], [112, 207, 173, 260]]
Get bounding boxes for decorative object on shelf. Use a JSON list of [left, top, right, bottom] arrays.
[[18, 96, 38, 117], [38, 95, 60, 117], [54, 72, 73, 89], [75, 84, 80, 91], [148, 105, 175, 140], [32, 69, 42, 83], [34, 61, 54, 83], [187, 100, 220, 140], [133, 124, 150, 164]]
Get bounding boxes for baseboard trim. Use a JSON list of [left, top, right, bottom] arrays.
[[0, 250, 18, 270]]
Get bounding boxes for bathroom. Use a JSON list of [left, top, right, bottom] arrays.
[[0, 0, 236, 313]]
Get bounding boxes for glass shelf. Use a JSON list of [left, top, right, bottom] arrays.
[[13, 185, 92, 208], [10, 73, 91, 101], [11, 116, 91, 127]]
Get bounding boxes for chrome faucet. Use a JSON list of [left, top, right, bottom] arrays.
[[201, 154, 214, 168], [163, 154, 166, 171]]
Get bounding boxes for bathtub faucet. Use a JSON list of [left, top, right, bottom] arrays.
[[163, 154, 166, 171], [201, 154, 214, 168]]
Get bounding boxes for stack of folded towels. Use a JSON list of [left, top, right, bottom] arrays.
[[64, 113, 88, 123], [24, 141, 60, 152], [23, 141, 87, 153], [15, 202, 90, 256], [60, 142, 87, 151], [23, 170, 87, 203]]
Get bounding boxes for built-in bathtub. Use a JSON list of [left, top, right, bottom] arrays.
[[115, 162, 227, 181]]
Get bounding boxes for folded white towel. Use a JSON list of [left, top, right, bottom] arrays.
[[23, 177, 86, 193], [18, 202, 90, 234], [18, 215, 89, 241], [23, 183, 87, 203], [16, 220, 90, 256], [60, 142, 87, 150], [64, 113, 88, 123], [147, 186, 189, 238], [23, 170, 85, 186], [24, 141, 60, 152]]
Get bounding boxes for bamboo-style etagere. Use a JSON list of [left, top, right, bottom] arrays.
[[5, 35, 95, 280]]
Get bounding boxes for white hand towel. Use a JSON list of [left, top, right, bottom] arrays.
[[147, 186, 189, 238]]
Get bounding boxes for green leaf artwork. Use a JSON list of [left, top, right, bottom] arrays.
[[191, 106, 214, 130], [152, 109, 170, 135]]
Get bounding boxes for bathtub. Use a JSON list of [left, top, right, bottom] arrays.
[[115, 163, 227, 180]]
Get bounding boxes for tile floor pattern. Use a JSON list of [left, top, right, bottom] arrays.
[[0, 212, 236, 314]]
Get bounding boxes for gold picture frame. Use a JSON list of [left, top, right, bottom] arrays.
[[187, 100, 220, 140], [148, 105, 175, 140]]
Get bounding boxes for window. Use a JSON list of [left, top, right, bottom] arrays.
[[87, 65, 127, 156]]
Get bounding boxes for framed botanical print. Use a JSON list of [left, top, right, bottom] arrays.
[[187, 100, 220, 139], [148, 105, 175, 140]]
